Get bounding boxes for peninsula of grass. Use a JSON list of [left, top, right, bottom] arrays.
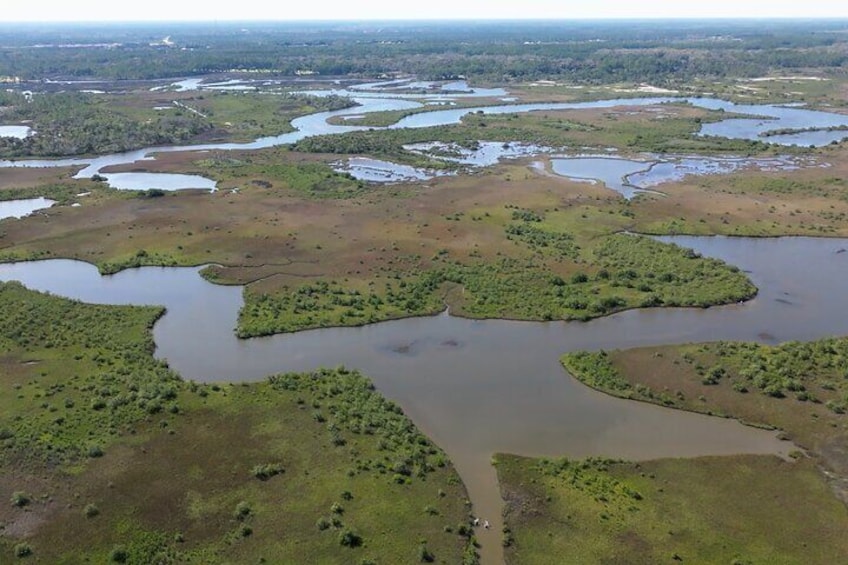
[[498, 331, 848, 563], [193, 156, 371, 199], [497, 338, 848, 564], [294, 102, 780, 160], [562, 337, 848, 457], [236, 226, 755, 337], [495, 453, 848, 564], [324, 99, 494, 129], [0, 281, 476, 563]]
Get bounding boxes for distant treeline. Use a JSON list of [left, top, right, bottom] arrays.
[[0, 20, 847, 83]]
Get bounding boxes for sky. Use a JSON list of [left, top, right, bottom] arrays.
[[1, 0, 848, 23]]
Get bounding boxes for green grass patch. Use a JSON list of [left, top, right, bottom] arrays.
[[195, 155, 367, 199], [238, 231, 755, 336], [496, 453, 848, 564], [561, 350, 634, 396], [698, 339, 848, 405], [238, 273, 446, 337], [0, 280, 173, 466], [0, 182, 103, 205]]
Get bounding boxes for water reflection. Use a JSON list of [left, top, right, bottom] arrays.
[[0, 197, 55, 219]]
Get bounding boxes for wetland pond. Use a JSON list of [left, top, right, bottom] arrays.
[[2, 235, 847, 563], [550, 154, 816, 199], [335, 142, 556, 182], [333, 157, 448, 183], [0, 197, 55, 220], [101, 171, 218, 192], [0, 125, 33, 139]]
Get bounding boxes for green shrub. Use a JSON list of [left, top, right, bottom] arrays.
[[418, 543, 435, 562], [14, 543, 33, 558], [10, 491, 30, 508], [251, 463, 284, 480], [339, 529, 363, 547], [234, 501, 252, 520], [109, 545, 128, 563]]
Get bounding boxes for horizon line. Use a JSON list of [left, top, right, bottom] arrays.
[[3, 16, 848, 25]]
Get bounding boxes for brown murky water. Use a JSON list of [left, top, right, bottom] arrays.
[[2, 235, 846, 563]]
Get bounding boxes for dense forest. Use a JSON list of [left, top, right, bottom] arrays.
[[0, 92, 210, 157], [1, 20, 847, 83], [0, 91, 351, 158]]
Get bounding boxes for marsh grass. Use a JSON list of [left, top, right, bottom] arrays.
[[0, 282, 474, 563], [496, 453, 848, 564]]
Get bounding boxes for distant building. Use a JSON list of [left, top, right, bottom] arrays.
[[149, 36, 175, 47]]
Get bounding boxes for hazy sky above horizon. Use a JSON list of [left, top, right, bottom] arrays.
[[2, 0, 848, 23]]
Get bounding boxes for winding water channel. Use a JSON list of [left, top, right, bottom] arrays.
[[3, 91, 848, 190], [3, 85, 848, 563], [2, 236, 847, 562]]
